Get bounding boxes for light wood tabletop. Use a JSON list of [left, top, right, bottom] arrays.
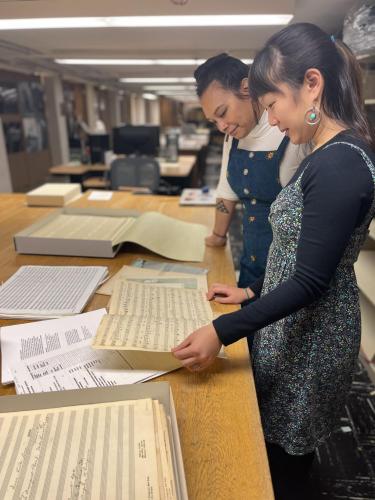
[[49, 156, 197, 179], [0, 192, 274, 500]]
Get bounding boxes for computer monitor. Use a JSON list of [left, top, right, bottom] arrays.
[[88, 134, 110, 163], [112, 125, 160, 156]]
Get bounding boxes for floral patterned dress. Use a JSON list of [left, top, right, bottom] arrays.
[[252, 141, 375, 454]]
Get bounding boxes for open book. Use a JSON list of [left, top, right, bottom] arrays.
[[92, 281, 214, 371], [14, 208, 208, 261]]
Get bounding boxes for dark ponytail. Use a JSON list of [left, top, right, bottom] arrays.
[[248, 23, 375, 149]]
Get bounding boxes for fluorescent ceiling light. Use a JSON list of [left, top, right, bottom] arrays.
[[143, 85, 196, 91], [155, 59, 206, 65], [0, 15, 293, 30], [56, 58, 253, 66], [56, 59, 154, 65], [120, 77, 195, 83], [142, 93, 158, 100], [156, 90, 196, 96]]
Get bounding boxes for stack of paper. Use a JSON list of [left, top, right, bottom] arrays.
[[92, 281, 213, 371], [0, 383, 187, 499], [26, 182, 82, 206], [0, 265, 108, 319], [14, 209, 208, 261], [0, 309, 162, 393]]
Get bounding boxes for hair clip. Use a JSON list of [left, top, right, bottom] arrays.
[[330, 34, 335, 43]]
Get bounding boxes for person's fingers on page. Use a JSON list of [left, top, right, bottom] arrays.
[[207, 283, 229, 300], [172, 346, 196, 360], [171, 337, 191, 353]]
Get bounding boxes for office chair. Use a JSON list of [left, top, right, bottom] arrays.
[[109, 157, 160, 193]]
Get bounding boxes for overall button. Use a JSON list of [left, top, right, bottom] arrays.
[[243, 168, 248, 175], [243, 188, 249, 195], [266, 151, 275, 160], [250, 255, 257, 262], [248, 216, 256, 223], [251, 198, 257, 205], [249, 152, 255, 158]]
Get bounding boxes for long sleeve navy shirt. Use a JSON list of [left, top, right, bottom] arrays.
[[213, 131, 375, 346]]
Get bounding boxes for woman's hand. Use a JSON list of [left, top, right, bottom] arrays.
[[171, 323, 222, 372], [207, 283, 254, 304], [205, 233, 227, 247]]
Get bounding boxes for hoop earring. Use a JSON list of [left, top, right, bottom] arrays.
[[304, 104, 321, 126]]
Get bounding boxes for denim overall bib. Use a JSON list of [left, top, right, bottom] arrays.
[[227, 136, 289, 288]]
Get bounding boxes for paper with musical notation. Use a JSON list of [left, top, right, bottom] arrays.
[[92, 281, 214, 370], [0, 398, 178, 500]]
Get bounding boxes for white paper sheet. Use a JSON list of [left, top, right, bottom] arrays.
[[88, 190, 113, 201], [0, 309, 162, 393], [0, 266, 108, 319]]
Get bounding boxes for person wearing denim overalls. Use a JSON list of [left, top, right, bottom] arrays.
[[227, 135, 289, 288], [193, 54, 305, 352]]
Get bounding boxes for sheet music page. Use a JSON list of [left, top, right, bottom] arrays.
[[97, 264, 207, 296], [0, 266, 108, 319], [153, 400, 178, 500], [109, 281, 213, 321], [0, 398, 169, 500], [92, 314, 207, 351], [1, 309, 162, 392], [29, 214, 135, 244], [122, 211, 208, 262]]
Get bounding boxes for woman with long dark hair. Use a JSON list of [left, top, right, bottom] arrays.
[[172, 23, 375, 499]]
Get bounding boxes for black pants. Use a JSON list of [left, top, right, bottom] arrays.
[[266, 442, 315, 500]]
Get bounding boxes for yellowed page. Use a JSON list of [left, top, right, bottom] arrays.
[[153, 400, 178, 500], [92, 314, 207, 351], [122, 211, 208, 262], [0, 399, 161, 500], [29, 214, 135, 243], [109, 281, 212, 321], [97, 264, 208, 295]]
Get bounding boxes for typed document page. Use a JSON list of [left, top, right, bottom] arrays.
[[0, 309, 163, 393], [0, 266, 108, 319], [0, 398, 178, 500]]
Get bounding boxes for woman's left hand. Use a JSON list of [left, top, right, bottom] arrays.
[[171, 323, 222, 372]]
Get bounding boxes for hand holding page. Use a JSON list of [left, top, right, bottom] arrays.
[[92, 281, 214, 370], [0, 309, 163, 392]]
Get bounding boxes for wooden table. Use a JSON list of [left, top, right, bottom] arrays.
[[49, 156, 197, 180], [0, 192, 273, 500]]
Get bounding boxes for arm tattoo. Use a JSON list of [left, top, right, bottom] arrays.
[[216, 200, 230, 214]]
